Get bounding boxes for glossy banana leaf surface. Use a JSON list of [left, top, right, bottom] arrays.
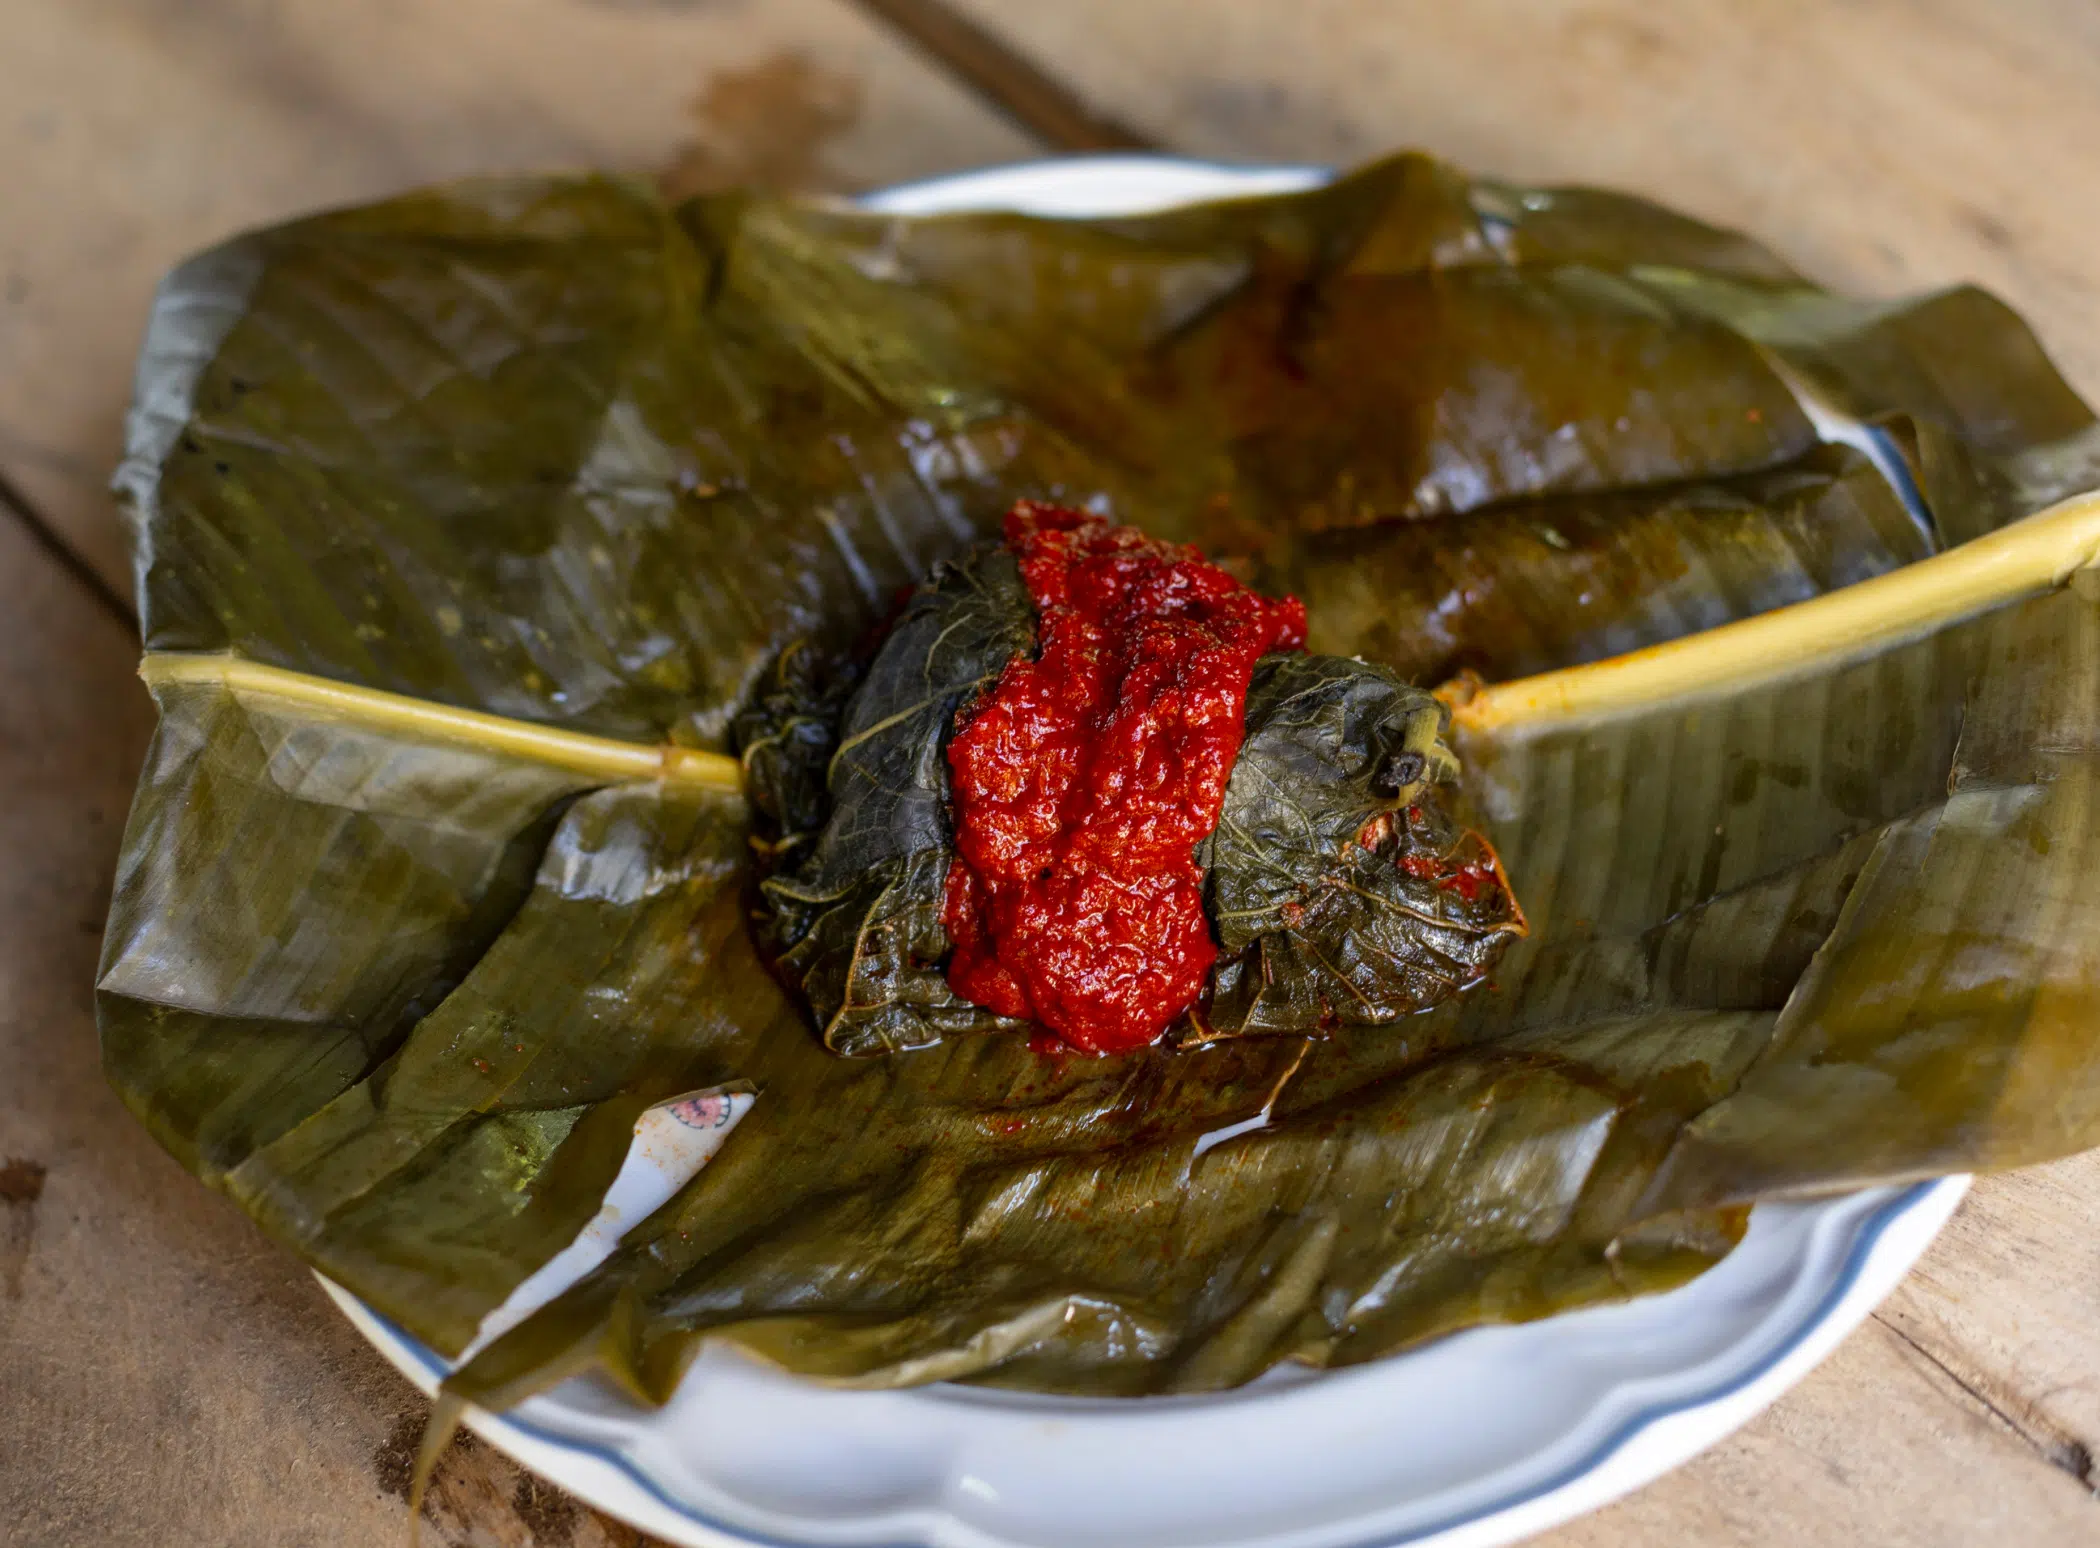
[[99, 153, 2100, 1403], [1268, 442, 1932, 684]]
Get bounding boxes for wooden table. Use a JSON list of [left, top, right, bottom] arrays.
[[3, 3, 2097, 1543]]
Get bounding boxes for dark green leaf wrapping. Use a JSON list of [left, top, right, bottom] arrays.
[[1469, 177, 1802, 280], [227, 782, 793, 1354], [1644, 583, 2100, 1206], [454, 550, 2100, 1406], [799, 152, 1819, 540], [757, 548, 1036, 1055], [112, 179, 1108, 752], [97, 151, 2100, 1410], [114, 159, 2097, 760], [733, 642, 860, 852], [1141, 262, 1816, 535], [97, 669, 797, 1357], [1204, 653, 1524, 1036], [109, 158, 1879, 762]]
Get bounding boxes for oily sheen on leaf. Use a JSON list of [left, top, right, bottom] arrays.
[[97, 151, 2100, 1410], [449, 498, 2100, 1405]]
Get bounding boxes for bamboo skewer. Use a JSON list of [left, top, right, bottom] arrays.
[[138, 652, 746, 793], [140, 485, 2100, 783], [1448, 488, 2100, 734]]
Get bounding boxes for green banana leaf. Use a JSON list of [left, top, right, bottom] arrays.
[[98, 153, 2100, 1408], [1630, 270, 2100, 542], [1268, 441, 1931, 682], [1644, 575, 2100, 1203]]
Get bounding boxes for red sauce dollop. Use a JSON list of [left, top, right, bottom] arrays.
[[942, 503, 1306, 1054]]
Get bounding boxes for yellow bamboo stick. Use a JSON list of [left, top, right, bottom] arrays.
[[1450, 487, 2100, 734], [138, 653, 745, 793], [139, 487, 2100, 775]]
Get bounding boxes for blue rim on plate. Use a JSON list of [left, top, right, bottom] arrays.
[[352, 1180, 1954, 1548]]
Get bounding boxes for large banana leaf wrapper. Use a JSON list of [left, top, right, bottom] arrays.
[[99, 154, 2100, 1408]]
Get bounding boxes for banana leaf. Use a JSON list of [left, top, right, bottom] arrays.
[[1268, 441, 1932, 682], [98, 154, 2100, 1409], [1644, 574, 2100, 1202], [438, 495, 2100, 1408], [1631, 270, 2100, 542]]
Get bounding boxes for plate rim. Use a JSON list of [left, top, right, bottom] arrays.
[[327, 153, 1977, 1548], [329, 1178, 1969, 1548], [858, 152, 1329, 216]]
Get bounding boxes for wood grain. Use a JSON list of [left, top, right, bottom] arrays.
[[10, 2, 2100, 1544], [1877, 1156, 2100, 1488], [850, 0, 1154, 150], [1551, 1303, 2099, 1546], [0, 0, 1034, 602], [0, 518, 380, 1544]]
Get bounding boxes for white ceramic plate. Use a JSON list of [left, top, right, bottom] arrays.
[[326, 157, 1972, 1548]]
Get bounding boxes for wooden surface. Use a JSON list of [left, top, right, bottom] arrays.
[[955, 0, 2100, 404], [0, 0, 1033, 598], [2, 2, 2097, 1544]]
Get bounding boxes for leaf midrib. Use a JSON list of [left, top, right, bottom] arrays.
[[137, 652, 746, 792], [136, 486, 2100, 795], [1451, 488, 2100, 734]]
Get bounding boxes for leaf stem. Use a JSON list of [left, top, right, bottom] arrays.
[[137, 653, 745, 792], [138, 488, 2100, 780], [1449, 487, 2100, 733]]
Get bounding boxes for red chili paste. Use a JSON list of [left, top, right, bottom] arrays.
[[1400, 848, 1500, 902], [942, 502, 1306, 1054]]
